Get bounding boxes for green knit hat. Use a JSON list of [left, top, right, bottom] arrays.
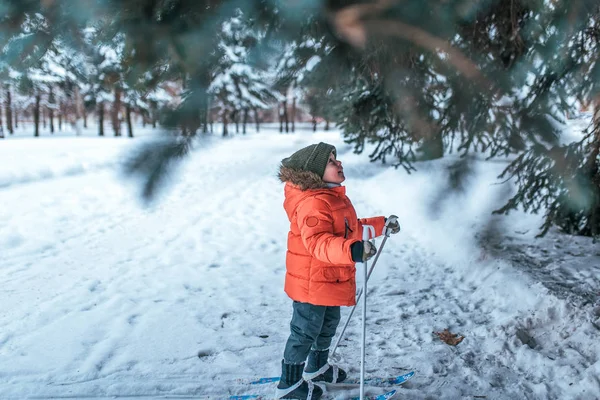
[[281, 142, 337, 178]]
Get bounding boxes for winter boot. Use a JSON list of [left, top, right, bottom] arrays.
[[276, 360, 323, 399], [303, 349, 347, 384]]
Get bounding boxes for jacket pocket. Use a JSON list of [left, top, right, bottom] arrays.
[[311, 264, 355, 283]]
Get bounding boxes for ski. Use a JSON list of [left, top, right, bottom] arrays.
[[230, 371, 412, 399], [245, 377, 281, 385], [239, 371, 415, 388], [343, 371, 414, 386], [229, 388, 397, 400]]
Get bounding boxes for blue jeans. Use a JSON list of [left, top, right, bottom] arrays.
[[283, 301, 341, 364]]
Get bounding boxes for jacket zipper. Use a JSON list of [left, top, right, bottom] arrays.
[[344, 217, 353, 238]]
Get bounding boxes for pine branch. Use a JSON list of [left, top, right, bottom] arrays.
[[123, 135, 193, 203], [494, 124, 600, 237]]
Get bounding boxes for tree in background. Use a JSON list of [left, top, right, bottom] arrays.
[[1, 0, 599, 236], [209, 10, 279, 136]]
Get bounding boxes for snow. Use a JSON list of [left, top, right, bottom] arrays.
[[27, 71, 63, 84], [0, 122, 599, 400], [305, 56, 321, 72], [99, 45, 122, 70], [496, 95, 513, 107]]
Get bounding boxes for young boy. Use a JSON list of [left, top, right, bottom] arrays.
[[276, 142, 400, 399]]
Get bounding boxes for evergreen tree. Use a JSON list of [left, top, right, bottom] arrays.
[[280, 1, 600, 235], [1, 0, 599, 235], [494, 8, 600, 237], [39, 42, 90, 135], [273, 39, 329, 132], [209, 10, 279, 136]]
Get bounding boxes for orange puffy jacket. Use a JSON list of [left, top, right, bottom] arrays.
[[279, 166, 386, 306]]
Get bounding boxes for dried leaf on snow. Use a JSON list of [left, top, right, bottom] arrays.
[[434, 328, 465, 346]]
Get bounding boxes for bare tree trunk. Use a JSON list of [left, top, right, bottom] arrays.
[[325, 120, 330, 131], [58, 101, 63, 131], [279, 102, 283, 133], [113, 87, 121, 136], [151, 101, 157, 128], [5, 84, 13, 134], [83, 105, 88, 128], [126, 103, 134, 138], [34, 92, 41, 137], [222, 110, 228, 136], [48, 87, 55, 134], [49, 108, 55, 133], [419, 130, 444, 160], [14, 109, 18, 129], [312, 115, 317, 132], [0, 102, 4, 138], [42, 106, 47, 129], [74, 85, 83, 136], [254, 107, 260, 132], [242, 108, 248, 134], [203, 100, 209, 133], [291, 97, 296, 133], [233, 110, 239, 133], [284, 99, 289, 133], [98, 101, 104, 136]]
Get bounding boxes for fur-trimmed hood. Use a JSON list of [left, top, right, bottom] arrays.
[[278, 165, 330, 190]]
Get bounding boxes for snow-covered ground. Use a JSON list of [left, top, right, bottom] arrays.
[[0, 122, 599, 400]]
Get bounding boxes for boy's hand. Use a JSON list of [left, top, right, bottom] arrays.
[[386, 215, 400, 235], [363, 240, 377, 261], [350, 240, 378, 262]]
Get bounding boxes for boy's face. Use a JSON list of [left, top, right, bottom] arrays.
[[322, 151, 345, 184]]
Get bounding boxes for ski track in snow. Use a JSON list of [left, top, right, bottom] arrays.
[[0, 130, 599, 400]]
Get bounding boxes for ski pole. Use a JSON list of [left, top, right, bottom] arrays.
[[330, 216, 399, 360], [360, 224, 374, 400]]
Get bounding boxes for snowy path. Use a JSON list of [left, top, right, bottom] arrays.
[[1, 130, 599, 400]]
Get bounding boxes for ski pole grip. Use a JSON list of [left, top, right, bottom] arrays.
[[384, 215, 399, 237]]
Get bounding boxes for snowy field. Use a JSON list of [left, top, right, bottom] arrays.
[[0, 122, 599, 400]]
